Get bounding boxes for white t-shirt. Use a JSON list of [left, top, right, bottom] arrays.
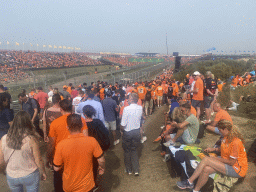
[[72, 96, 82, 114], [48, 90, 53, 97]]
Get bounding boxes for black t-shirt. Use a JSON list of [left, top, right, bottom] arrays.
[[112, 95, 120, 105], [0, 92, 12, 109], [86, 119, 110, 151], [22, 98, 39, 120], [204, 78, 217, 96]]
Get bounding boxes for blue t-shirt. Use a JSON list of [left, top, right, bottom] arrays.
[[102, 98, 117, 122], [0, 108, 14, 129], [169, 101, 180, 116], [250, 71, 255, 76]]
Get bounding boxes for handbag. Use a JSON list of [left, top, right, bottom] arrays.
[[1, 149, 15, 174]]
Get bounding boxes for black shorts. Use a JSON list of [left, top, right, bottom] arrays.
[[204, 96, 214, 108], [192, 100, 202, 108]]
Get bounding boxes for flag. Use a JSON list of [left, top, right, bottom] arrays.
[[16, 42, 19, 46], [67, 47, 71, 49], [54, 45, 57, 48], [37, 44, 39, 47], [71, 47, 74, 50], [63, 46, 66, 49], [0, 42, 1, 44], [43, 45, 46, 48], [49, 45, 52, 48], [30, 43, 33, 46], [7, 41, 9, 45]]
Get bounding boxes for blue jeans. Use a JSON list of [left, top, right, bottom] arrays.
[[7, 169, 40, 192]]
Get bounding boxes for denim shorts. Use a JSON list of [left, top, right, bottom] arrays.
[[105, 120, 116, 131], [7, 169, 40, 192], [204, 96, 214, 108], [225, 164, 242, 178], [192, 100, 201, 108], [214, 127, 223, 135]]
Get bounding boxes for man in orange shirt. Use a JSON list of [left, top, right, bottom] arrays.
[[156, 82, 164, 107], [137, 82, 146, 104], [172, 81, 179, 99], [47, 99, 88, 192], [231, 76, 238, 89], [53, 114, 105, 192], [206, 103, 233, 135], [191, 71, 204, 119], [162, 81, 169, 105], [67, 83, 72, 94], [99, 84, 105, 100]]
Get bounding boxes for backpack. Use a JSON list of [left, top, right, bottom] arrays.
[[28, 98, 41, 113], [145, 90, 151, 101]]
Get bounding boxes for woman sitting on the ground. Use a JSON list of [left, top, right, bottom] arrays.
[[177, 119, 248, 192]]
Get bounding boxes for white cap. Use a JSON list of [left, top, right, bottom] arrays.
[[193, 71, 201, 76]]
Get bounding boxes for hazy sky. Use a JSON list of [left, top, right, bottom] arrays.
[[1, 0, 255, 54]]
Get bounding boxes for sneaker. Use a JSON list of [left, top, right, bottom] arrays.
[[163, 140, 175, 147], [177, 180, 194, 189], [153, 136, 161, 143], [160, 151, 166, 157], [113, 139, 120, 145], [125, 169, 132, 175], [141, 136, 147, 143], [163, 154, 171, 162], [134, 172, 139, 176], [160, 125, 165, 129]]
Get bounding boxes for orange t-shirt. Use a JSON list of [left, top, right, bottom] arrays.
[[67, 87, 72, 94], [231, 78, 238, 87], [137, 86, 146, 100], [29, 91, 36, 98], [99, 88, 105, 100], [193, 78, 204, 101], [191, 106, 197, 117], [172, 83, 179, 96], [152, 90, 156, 100], [49, 114, 88, 148], [238, 77, 243, 86], [214, 109, 233, 124], [162, 84, 169, 94], [120, 105, 125, 116], [221, 137, 248, 177], [54, 134, 103, 192], [217, 84, 223, 92], [246, 75, 251, 83], [156, 86, 163, 96]]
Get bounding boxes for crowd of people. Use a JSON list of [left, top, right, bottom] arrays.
[[0, 65, 254, 192], [0, 50, 102, 83]]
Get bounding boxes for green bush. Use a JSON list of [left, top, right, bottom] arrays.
[[173, 59, 254, 81]]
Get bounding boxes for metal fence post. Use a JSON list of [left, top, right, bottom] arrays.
[[63, 73, 67, 85]]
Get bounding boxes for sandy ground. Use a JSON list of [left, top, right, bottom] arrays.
[[0, 106, 255, 192]]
